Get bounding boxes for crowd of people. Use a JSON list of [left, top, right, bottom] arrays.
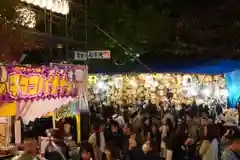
[[13, 101, 240, 160], [87, 101, 240, 160]]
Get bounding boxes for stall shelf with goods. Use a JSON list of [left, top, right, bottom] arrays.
[[88, 73, 239, 123], [88, 73, 227, 106]]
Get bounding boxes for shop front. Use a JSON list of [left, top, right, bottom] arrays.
[[0, 64, 88, 156]]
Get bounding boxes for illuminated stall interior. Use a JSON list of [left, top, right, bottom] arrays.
[[88, 73, 228, 107]]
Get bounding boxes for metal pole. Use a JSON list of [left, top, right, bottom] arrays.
[[84, 0, 88, 47], [65, 15, 69, 61], [84, 0, 88, 68], [44, 9, 47, 32], [49, 11, 53, 59]]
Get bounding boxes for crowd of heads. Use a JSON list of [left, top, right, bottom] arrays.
[[85, 101, 240, 160]]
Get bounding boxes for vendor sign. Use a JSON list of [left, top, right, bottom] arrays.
[[0, 65, 84, 101], [55, 100, 79, 121], [55, 94, 88, 121]]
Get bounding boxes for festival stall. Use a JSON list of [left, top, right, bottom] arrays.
[[42, 95, 88, 141], [88, 73, 228, 107], [0, 64, 88, 151]]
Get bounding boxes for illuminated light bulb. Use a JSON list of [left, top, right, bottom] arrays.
[[220, 89, 228, 97], [96, 81, 104, 89], [154, 81, 159, 87], [190, 88, 198, 96], [195, 98, 204, 105], [201, 87, 211, 97]]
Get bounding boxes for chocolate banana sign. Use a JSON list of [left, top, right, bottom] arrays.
[[0, 66, 81, 101]]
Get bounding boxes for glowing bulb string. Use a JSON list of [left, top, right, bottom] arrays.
[[89, 21, 153, 73]]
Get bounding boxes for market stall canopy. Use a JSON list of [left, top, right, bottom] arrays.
[[19, 97, 74, 124], [136, 60, 240, 74], [89, 60, 240, 75]]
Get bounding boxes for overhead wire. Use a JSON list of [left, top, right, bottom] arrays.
[[89, 21, 153, 72]]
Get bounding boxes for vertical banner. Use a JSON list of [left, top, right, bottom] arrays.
[[76, 114, 81, 143], [52, 111, 56, 129], [74, 66, 88, 143]]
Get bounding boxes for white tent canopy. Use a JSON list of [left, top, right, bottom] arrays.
[[19, 97, 74, 124]]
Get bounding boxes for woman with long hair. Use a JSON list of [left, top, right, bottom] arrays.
[[199, 124, 219, 160], [166, 121, 187, 160], [150, 124, 161, 153], [160, 115, 175, 159]]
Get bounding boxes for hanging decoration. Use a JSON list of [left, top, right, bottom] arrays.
[[88, 73, 227, 106]]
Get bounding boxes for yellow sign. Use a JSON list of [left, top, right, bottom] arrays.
[[7, 73, 75, 99]]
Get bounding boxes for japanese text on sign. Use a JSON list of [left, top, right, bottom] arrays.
[[7, 73, 75, 99]]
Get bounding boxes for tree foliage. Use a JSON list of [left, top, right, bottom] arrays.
[[0, 0, 20, 22], [0, 0, 37, 62], [86, 0, 240, 65]]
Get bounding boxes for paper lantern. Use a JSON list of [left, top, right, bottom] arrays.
[[25, 0, 34, 3], [39, 0, 47, 8], [62, 0, 70, 15], [33, 0, 41, 6]]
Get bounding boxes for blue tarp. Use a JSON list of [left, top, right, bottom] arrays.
[[133, 60, 240, 74], [225, 70, 240, 108], [177, 60, 240, 74], [89, 60, 240, 74]]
